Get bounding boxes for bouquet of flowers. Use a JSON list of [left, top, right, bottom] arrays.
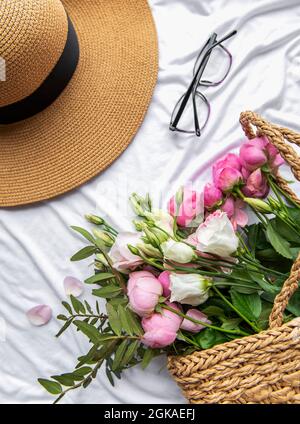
[[38, 128, 300, 403]]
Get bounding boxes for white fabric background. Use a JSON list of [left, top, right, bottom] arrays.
[[1, 0, 300, 404]]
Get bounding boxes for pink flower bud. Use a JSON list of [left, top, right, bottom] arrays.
[[168, 187, 203, 227], [242, 168, 269, 198], [203, 183, 223, 209], [142, 328, 177, 349], [127, 271, 163, 317], [141, 302, 182, 348], [180, 309, 211, 333], [215, 167, 243, 192], [27, 305, 52, 326], [158, 271, 171, 297], [265, 142, 284, 172], [239, 143, 267, 171], [221, 197, 248, 230]]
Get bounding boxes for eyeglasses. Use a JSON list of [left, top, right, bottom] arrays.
[[169, 30, 237, 137]]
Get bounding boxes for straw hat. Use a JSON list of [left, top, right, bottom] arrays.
[[0, 0, 158, 207]]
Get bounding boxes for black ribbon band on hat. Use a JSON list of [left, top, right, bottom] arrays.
[[0, 15, 79, 125]]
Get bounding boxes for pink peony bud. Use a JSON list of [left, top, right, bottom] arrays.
[[63, 276, 84, 297], [127, 271, 163, 317], [142, 328, 177, 349], [27, 305, 52, 326], [265, 142, 284, 172], [158, 271, 171, 297], [215, 167, 243, 192], [242, 168, 269, 198], [168, 187, 203, 227], [180, 309, 211, 333], [212, 153, 241, 185], [239, 142, 267, 171], [203, 183, 223, 209], [141, 302, 182, 348]]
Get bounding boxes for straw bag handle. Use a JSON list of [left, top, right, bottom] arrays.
[[240, 111, 300, 328]]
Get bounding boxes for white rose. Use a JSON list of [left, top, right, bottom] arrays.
[[195, 210, 238, 257], [108, 232, 143, 272], [170, 273, 211, 306], [161, 240, 195, 264]]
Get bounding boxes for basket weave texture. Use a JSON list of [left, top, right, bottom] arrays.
[[168, 111, 300, 404]]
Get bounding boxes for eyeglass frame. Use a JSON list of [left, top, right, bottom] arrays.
[[169, 30, 237, 137]]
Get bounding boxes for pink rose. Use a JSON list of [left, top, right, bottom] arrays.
[[215, 167, 243, 192], [127, 271, 163, 317], [242, 168, 269, 198], [180, 309, 211, 333], [221, 197, 248, 230], [108, 232, 143, 272], [158, 271, 171, 297], [213, 153, 241, 184], [239, 142, 267, 171], [141, 302, 182, 348], [265, 142, 284, 172], [168, 187, 203, 227], [203, 183, 223, 209]]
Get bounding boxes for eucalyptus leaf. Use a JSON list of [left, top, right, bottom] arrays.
[[51, 374, 75, 387], [118, 305, 134, 336], [62, 301, 72, 314]]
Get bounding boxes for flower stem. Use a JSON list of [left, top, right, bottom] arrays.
[[212, 286, 260, 332], [161, 304, 250, 337]]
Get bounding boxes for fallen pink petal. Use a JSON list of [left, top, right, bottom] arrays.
[[63, 276, 84, 297], [27, 305, 52, 326]]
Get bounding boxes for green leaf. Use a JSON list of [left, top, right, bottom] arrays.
[[117, 305, 133, 336], [71, 226, 96, 244], [62, 301, 72, 314], [85, 273, 115, 285], [221, 318, 241, 331], [107, 303, 122, 336], [73, 366, 92, 377], [112, 340, 128, 371], [266, 222, 293, 259], [56, 319, 73, 338], [71, 246, 97, 261], [230, 290, 262, 321], [73, 320, 104, 344], [51, 374, 75, 387], [286, 287, 300, 316], [194, 328, 228, 349], [92, 286, 122, 299], [84, 301, 93, 314], [141, 348, 156, 369], [106, 368, 115, 386], [247, 268, 280, 294], [57, 314, 68, 321], [124, 307, 143, 336], [121, 340, 139, 367], [70, 295, 85, 314], [201, 306, 225, 318], [38, 379, 62, 395], [274, 218, 300, 244]]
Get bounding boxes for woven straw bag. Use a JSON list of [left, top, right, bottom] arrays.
[[168, 111, 300, 404]]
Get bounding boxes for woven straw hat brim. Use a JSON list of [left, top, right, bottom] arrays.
[[0, 0, 158, 207]]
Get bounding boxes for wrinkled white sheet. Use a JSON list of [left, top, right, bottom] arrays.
[[1, 0, 300, 404]]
